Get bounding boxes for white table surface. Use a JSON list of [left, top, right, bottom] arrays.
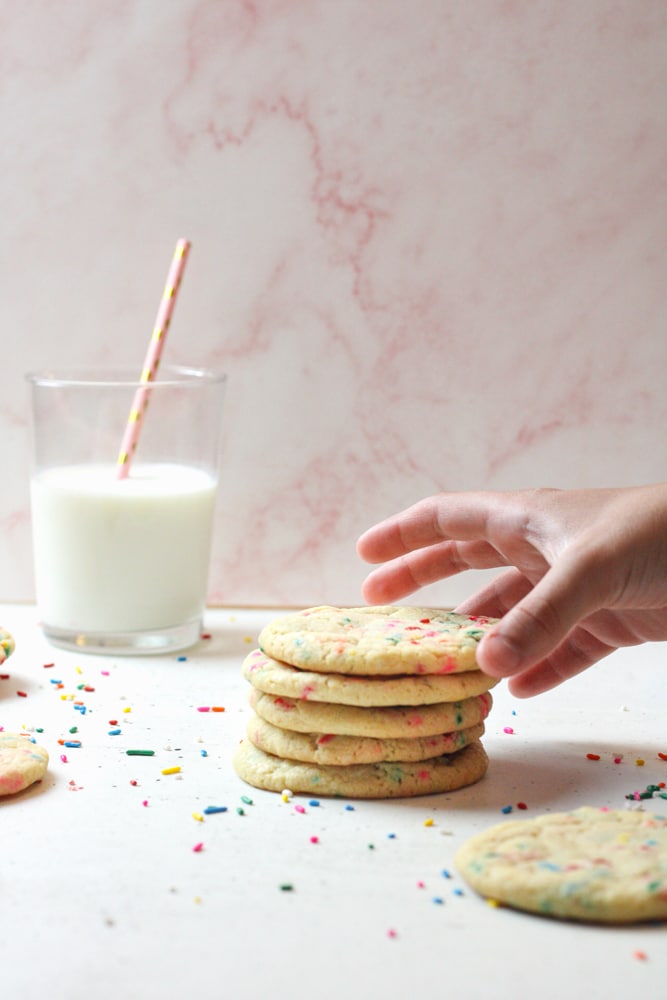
[[2, 603, 666, 1000]]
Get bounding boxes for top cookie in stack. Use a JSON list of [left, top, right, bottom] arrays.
[[233, 606, 498, 799]]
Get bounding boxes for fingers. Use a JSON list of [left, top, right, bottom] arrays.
[[361, 539, 509, 605], [454, 568, 533, 618], [505, 627, 618, 698], [357, 492, 499, 564], [476, 551, 604, 680]]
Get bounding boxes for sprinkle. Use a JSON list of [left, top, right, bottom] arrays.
[[211, 706, 225, 713], [633, 950, 647, 961], [108, 719, 118, 726], [161, 766, 181, 775], [294, 804, 306, 814], [308, 799, 320, 807], [130, 780, 138, 786], [17, 691, 27, 698], [177, 656, 187, 662], [0, 674, 9, 680], [43, 663, 55, 668], [201, 633, 212, 640], [203, 806, 228, 815], [126, 749, 155, 756], [192, 842, 204, 852], [416, 880, 426, 889], [586, 753, 601, 761], [517, 802, 528, 810], [501, 805, 513, 814], [424, 817, 434, 827], [310, 836, 319, 844], [387, 832, 396, 839], [192, 812, 204, 822], [279, 884, 294, 892], [441, 869, 452, 879], [503, 726, 514, 734], [49, 678, 63, 685], [240, 795, 253, 805], [636, 759, 645, 766], [281, 788, 293, 801], [60, 754, 68, 763], [614, 756, 623, 764], [236, 807, 245, 816], [69, 726, 78, 734], [453, 888, 464, 897], [83, 686, 95, 693], [122, 707, 131, 713], [387, 929, 397, 938], [63, 740, 82, 748], [197, 706, 210, 713], [345, 804, 355, 811], [658, 753, 667, 762], [108, 728, 121, 736], [432, 897, 444, 905], [200, 749, 208, 757], [486, 898, 501, 908], [142, 800, 149, 807]]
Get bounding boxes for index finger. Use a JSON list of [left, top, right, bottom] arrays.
[[357, 491, 498, 564]]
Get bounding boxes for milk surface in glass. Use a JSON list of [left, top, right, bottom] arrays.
[[31, 463, 217, 633]]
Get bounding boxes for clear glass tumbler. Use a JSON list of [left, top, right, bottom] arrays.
[[27, 366, 226, 655]]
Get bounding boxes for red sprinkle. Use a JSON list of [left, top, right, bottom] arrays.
[[17, 691, 28, 698], [201, 633, 212, 640], [633, 950, 647, 961], [43, 663, 55, 668], [658, 753, 667, 762], [0, 674, 9, 680], [130, 780, 138, 786], [192, 842, 204, 853], [586, 753, 601, 761], [517, 802, 528, 810]]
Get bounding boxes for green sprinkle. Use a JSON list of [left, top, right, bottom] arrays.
[[240, 795, 253, 805], [648, 880, 661, 892], [368, 844, 375, 850], [125, 749, 155, 757], [237, 807, 245, 816], [69, 726, 78, 734], [279, 883, 294, 892]]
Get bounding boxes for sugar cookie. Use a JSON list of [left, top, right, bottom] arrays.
[[233, 738, 488, 799], [0, 626, 15, 664], [258, 606, 497, 676], [242, 649, 497, 707], [0, 733, 49, 796], [246, 714, 485, 766], [455, 806, 667, 923]]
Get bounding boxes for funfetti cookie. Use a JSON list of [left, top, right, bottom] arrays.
[[258, 606, 497, 676], [0, 626, 15, 664], [246, 715, 485, 766], [455, 806, 667, 923], [0, 733, 49, 796], [233, 738, 488, 799], [242, 649, 498, 707], [249, 687, 493, 740]]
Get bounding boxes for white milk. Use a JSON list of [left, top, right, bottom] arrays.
[[31, 463, 217, 633]]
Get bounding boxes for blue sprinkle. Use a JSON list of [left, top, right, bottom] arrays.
[[387, 833, 397, 839], [200, 749, 208, 757], [203, 806, 228, 815], [345, 804, 355, 811], [453, 888, 464, 897], [501, 805, 513, 814], [441, 869, 452, 879], [63, 741, 81, 748], [308, 799, 320, 807], [108, 728, 121, 736], [432, 897, 444, 905], [49, 678, 62, 684], [177, 656, 187, 662]]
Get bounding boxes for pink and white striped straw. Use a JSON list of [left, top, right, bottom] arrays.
[[116, 238, 191, 479]]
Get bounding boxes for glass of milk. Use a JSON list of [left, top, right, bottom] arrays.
[[27, 366, 226, 655]]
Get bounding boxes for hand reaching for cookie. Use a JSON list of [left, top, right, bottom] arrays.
[[357, 485, 667, 697]]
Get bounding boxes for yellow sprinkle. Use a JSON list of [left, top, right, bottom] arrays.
[[192, 812, 204, 822], [194, 896, 202, 905], [616, 833, 630, 845], [486, 898, 500, 908], [424, 818, 434, 827], [123, 706, 131, 713], [75, 666, 82, 675], [161, 766, 181, 776], [636, 758, 645, 766], [244, 636, 253, 643]]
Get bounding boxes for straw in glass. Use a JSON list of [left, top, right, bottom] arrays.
[[116, 238, 191, 479]]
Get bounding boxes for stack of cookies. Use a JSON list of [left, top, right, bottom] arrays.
[[233, 606, 498, 799]]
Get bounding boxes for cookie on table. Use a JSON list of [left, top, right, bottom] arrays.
[[242, 649, 497, 707], [0, 733, 49, 796], [249, 687, 493, 740], [233, 738, 488, 799], [246, 715, 485, 766], [258, 606, 497, 676], [455, 806, 667, 923], [0, 626, 15, 664]]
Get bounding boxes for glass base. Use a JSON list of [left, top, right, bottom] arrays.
[[40, 618, 202, 656]]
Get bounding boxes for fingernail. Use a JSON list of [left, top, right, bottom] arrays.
[[480, 633, 522, 676]]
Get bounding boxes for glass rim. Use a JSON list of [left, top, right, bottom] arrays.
[[25, 364, 226, 389]]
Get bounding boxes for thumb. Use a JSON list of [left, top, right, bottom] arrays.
[[476, 555, 603, 678]]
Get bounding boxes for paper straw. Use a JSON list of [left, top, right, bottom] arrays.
[[116, 238, 191, 479]]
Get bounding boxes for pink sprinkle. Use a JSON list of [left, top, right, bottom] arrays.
[[197, 706, 210, 713], [142, 800, 149, 807], [387, 929, 397, 939], [503, 726, 514, 734], [192, 842, 204, 853], [310, 836, 319, 844], [417, 880, 426, 889], [613, 757, 622, 764], [101, 670, 110, 676], [295, 804, 306, 814], [60, 754, 68, 763]]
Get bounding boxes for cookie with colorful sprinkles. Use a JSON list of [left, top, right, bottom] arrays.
[[249, 687, 492, 739], [0, 626, 15, 664], [257, 606, 497, 676], [0, 733, 49, 796], [233, 738, 488, 799], [246, 714, 485, 766], [242, 649, 498, 707], [455, 806, 667, 923]]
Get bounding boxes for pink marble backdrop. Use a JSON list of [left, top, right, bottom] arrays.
[[1, 1, 666, 608]]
